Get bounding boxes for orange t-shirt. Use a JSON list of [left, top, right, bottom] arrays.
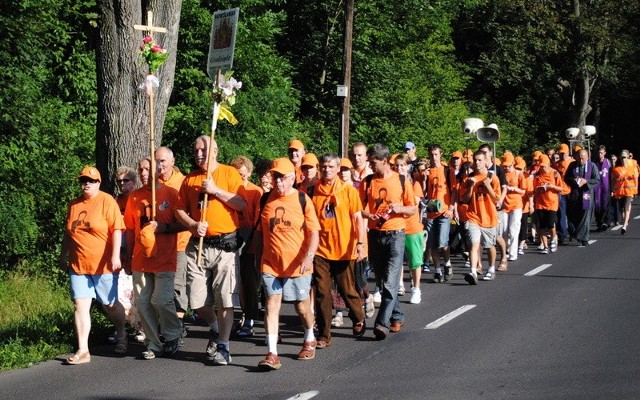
[[405, 181, 424, 235], [311, 179, 363, 260], [521, 172, 534, 214], [503, 169, 525, 212], [532, 169, 563, 211], [65, 191, 125, 275], [425, 165, 453, 219], [456, 179, 469, 223], [161, 169, 190, 252], [462, 173, 501, 228], [116, 193, 129, 215], [238, 181, 263, 229], [359, 172, 416, 231], [124, 185, 179, 273], [259, 190, 320, 277], [176, 164, 246, 236]]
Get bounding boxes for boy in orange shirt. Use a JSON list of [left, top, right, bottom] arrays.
[[532, 155, 564, 253], [459, 151, 501, 284]]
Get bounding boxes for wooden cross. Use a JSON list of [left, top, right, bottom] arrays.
[[134, 10, 167, 36]]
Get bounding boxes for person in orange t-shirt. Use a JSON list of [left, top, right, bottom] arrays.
[[230, 155, 263, 337], [256, 158, 320, 370], [459, 151, 501, 284], [175, 136, 247, 365], [394, 154, 425, 304], [424, 145, 457, 283], [359, 143, 416, 340], [501, 153, 526, 263], [514, 157, 533, 255], [612, 150, 636, 234], [156, 146, 191, 333], [288, 139, 306, 185], [59, 166, 127, 364], [532, 155, 564, 253], [554, 143, 573, 244], [308, 153, 366, 348], [124, 152, 185, 360]]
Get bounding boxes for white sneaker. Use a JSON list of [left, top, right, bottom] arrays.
[[463, 260, 471, 268], [398, 285, 406, 296], [331, 312, 344, 327], [444, 260, 452, 267], [373, 291, 382, 304], [409, 287, 421, 304], [482, 272, 495, 281], [365, 294, 375, 318]]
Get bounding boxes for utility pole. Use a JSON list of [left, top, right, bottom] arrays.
[[339, 0, 354, 158]]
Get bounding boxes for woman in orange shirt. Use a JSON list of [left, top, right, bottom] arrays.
[[59, 167, 127, 365], [612, 150, 636, 234]]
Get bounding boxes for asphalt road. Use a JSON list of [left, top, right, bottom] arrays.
[[2, 211, 640, 400]]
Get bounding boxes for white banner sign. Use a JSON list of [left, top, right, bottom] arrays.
[[207, 7, 239, 79]]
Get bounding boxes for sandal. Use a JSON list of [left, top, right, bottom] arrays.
[[65, 351, 91, 365], [497, 261, 508, 272], [114, 337, 128, 354], [352, 321, 366, 338]]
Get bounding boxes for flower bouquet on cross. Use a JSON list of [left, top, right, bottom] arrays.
[[139, 36, 168, 73], [212, 71, 242, 125]]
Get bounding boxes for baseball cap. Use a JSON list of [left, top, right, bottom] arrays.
[[515, 156, 526, 170], [403, 141, 416, 150], [78, 166, 101, 182], [538, 154, 551, 167], [501, 153, 515, 166], [270, 158, 295, 175], [573, 145, 583, 153], [621, 149, 630, 158], [558, 143, 569, 154], [301, 153, 319, 168], [451, 151, 463, 159], [340, 158, 353, 169], [389, 153, 399, 164], [288, 139, 304, 150], [139, 224, 157, 258], [532, 150, 543, 161]]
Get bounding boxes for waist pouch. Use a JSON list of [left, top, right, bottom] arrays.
[[202, 232, 239, 252]]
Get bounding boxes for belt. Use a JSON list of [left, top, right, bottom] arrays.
[[196, 232, 236, 246], [370, 229, 404, 236]]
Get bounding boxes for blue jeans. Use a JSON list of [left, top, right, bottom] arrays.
[[368, 229, 405, 330]]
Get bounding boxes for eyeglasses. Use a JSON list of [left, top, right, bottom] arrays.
[[79, 178, 99, 184], [116, 179, 131, 184]]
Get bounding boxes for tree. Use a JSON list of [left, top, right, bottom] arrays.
[[95, 0, 182, 193]]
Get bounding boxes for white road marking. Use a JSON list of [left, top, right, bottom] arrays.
[[424, 305, 476, 330], [286, 391, 319, 400], [524, 263, 552, 276], [588, 239, 597, 245], [611, 225, 622, 230], [635, 215, 640, 220]]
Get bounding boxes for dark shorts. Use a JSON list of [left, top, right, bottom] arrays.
[[536, 209, 557, 230]]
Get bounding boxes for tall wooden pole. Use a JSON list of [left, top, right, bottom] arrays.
[[340, 0, 354, 158]]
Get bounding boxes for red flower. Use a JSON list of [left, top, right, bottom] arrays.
[[151, 45, 162, 53], [143, 36, 153, 44]]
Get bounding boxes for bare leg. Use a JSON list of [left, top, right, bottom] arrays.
[[103, 300, 127, 341], [74, 298, 93, 355]]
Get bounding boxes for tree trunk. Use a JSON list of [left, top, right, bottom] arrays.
[[96, 0, 181, 193]]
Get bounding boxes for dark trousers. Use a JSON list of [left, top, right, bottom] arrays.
[[313, 257, 365, 341], [239, 250, 259, 321]]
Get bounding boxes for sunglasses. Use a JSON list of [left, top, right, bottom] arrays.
[[116, 179, 131, 184], [79, 178, 99, 184]]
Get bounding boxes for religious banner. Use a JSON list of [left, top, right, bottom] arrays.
[[207, 7, 239, 79]]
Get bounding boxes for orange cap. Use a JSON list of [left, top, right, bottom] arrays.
[[389, 153, 399, 164], [301, 153, 319, 168], [451, 151, 463, 159], [573, 145, 583, 153], [139, 224, 157, 258], [78, 166, 101, 182], [558, 143, 569, 154], [538, 154, 551, 167], [288, 139, 304, 150], [515, 156, 526, 170], [270, 158, 295, 175], [340, 158, 353, 169], [501, 153, 515, 166], [532, 150, 543, 161]]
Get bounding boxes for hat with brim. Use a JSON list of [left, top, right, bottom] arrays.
[[78, 166, 101, 182], [139, 224, 157, 258], [288, 139, 304, 150], [270, 158, 295, 175], [538, 154, 551, 167], [301, 153, 319, 168]]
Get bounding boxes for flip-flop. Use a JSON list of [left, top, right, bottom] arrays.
[[65, 352, 91, 365]]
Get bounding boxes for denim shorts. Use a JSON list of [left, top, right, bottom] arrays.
[[261, 273, 312, 302], [426, 216, 452, 249], [69, 270, 119, 305]]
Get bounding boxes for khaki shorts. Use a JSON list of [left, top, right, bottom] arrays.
[[465, 221, 497, 249], [186, 238, 239, 309]]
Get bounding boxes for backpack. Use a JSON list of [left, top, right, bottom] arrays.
[[362, 173, 406, 204]]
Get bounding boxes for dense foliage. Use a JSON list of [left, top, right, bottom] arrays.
[[1, 0, 639, 278]]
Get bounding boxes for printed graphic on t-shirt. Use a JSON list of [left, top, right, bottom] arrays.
[[373, 187, 390, 212], [269, 206, 292, 232], [71, 210, 91, 233]]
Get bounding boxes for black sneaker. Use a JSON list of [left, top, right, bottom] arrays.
[[433, 273, 444, 283], [163, 337, 180, 357], [444, 266, 453, 281]]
